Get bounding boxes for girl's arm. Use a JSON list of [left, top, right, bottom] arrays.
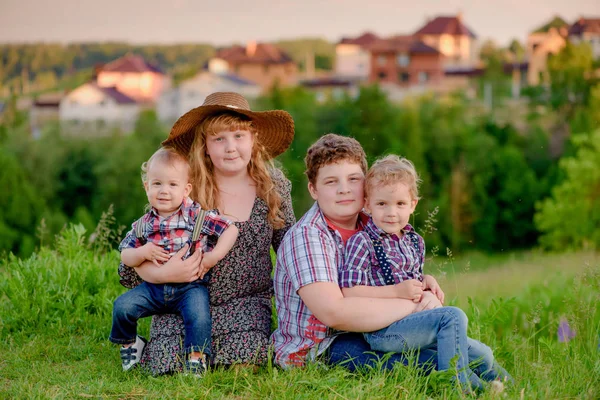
[[135, 244, 202, 284], [271, 168, 296, 252], [199, 225, 239, 277]]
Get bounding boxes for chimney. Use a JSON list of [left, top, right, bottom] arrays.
[[246, 41, 257, 57], [457, 11, 463, 22], [305, 51, 315, 79]]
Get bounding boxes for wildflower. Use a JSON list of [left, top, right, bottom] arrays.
[[557, 318, 576, 342]]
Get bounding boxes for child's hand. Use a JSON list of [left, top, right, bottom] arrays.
[[198, 253, 216, 279], [142, 243, 170, 267], [423, 275, 445, 304], [415, 291, 443, 312], [395, 279, 424, 302]]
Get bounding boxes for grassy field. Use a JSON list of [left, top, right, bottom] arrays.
[[1, 225, 599, 399]]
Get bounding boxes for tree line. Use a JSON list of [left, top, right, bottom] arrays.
[[0, 41, 598, 257]]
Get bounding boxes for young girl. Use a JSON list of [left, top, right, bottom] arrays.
[[118, 92, 296, 374]]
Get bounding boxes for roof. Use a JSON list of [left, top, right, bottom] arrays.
[[568, 17, 600, 36], [414, 15, 476, 38], [33, 92, 64, 108], [532, 16, 569, 33], [215, 43, 293, 65], [100, 54, 164, 74], [339, 32, 380, 46], [368, 35, 440, 54], [218, 73, 257, 86], [300, 77, 354, 88], [93, 84, 137, 104], [445, 67, 485, 76]]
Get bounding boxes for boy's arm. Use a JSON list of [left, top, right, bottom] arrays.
[[341, 280, 423, 301], [299, 281, 418, 332], [200, 224, 239, 275], [119, 217, 170, 268], [416, 234, 444, 304], [282, 225, 418, 332], [121, 243, 170, 267], [423, 274, 445, 304]]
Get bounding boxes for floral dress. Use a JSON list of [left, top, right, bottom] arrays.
[[117, 168, 295, 375]]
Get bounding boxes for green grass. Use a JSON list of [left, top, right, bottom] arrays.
[[1, 225, 599, 399]]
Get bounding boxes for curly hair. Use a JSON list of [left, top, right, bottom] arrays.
[[366, 155, 421, 200], [187, 112, 285, 228], [304, 133, 368, 184]]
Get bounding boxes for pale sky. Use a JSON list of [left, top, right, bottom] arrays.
[[1, 0, 599, 46]]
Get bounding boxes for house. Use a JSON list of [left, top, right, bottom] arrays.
[[157, 71, 261, 124], [526, 16, 569, 85], [29, 92, 64, 138], [299, 77, 360, 103], [208, 42, 298, 90], [367, 35, 444, 88], [568, 17, 600, 59], [334, 32, 380, 80], [96, 54, 171, 104], [59, 82, 140, 135], [413, 14, 478, 70]]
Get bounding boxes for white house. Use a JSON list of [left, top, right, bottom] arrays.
[[568, 17, 600, 59], [157, 71, 261, 124], [96, 54, 172, 104], [335, 32, 380, 80], [59, 83, 140, 134]]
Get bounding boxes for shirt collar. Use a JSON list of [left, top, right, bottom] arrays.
[[149, 197, 194, 221], [365, 217, 414, 239], [314, 205, 370, 234]]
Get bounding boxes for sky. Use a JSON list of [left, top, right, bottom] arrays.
[[1, 0, 599, 47]]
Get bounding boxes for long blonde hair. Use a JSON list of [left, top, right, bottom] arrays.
[[188, 112, 285, 228]]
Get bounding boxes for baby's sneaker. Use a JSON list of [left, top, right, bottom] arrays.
[[184, 354, 208, 378], [120, 335, 147, 371], [490, 379, 505, 395]]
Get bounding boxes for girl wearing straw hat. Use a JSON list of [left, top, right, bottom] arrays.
[[118, 92, 296, 374]]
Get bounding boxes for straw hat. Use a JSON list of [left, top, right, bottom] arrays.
[[162, 92, 295, 158]]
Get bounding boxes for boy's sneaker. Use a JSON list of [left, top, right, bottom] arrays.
[[184, 355, 208, 378], [120, 335, 147, 371]]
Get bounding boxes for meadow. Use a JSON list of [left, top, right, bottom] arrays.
[[1, 224, 598, 399]]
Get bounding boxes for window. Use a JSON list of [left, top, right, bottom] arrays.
[[396, 53, 410, 67], [418, 71, 429, 83], [377, 55, 387, 66], [399, 72, 410, 82], [378, 71, 387, 80]]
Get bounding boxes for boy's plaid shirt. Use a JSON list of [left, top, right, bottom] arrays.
[[119, 197, 231, 257], [339, 218, 425, 288], [272, 203, 369, 368]]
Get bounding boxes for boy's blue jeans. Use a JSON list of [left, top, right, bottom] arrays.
[[109, 280, 211, 357], [362, 306, 511, 389]]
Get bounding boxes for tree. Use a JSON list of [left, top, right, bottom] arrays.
[[547, 41, 595, 113], [508, 39, 525, 61], [0, 149, 45, 256], [535, 129, 600, 250]]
